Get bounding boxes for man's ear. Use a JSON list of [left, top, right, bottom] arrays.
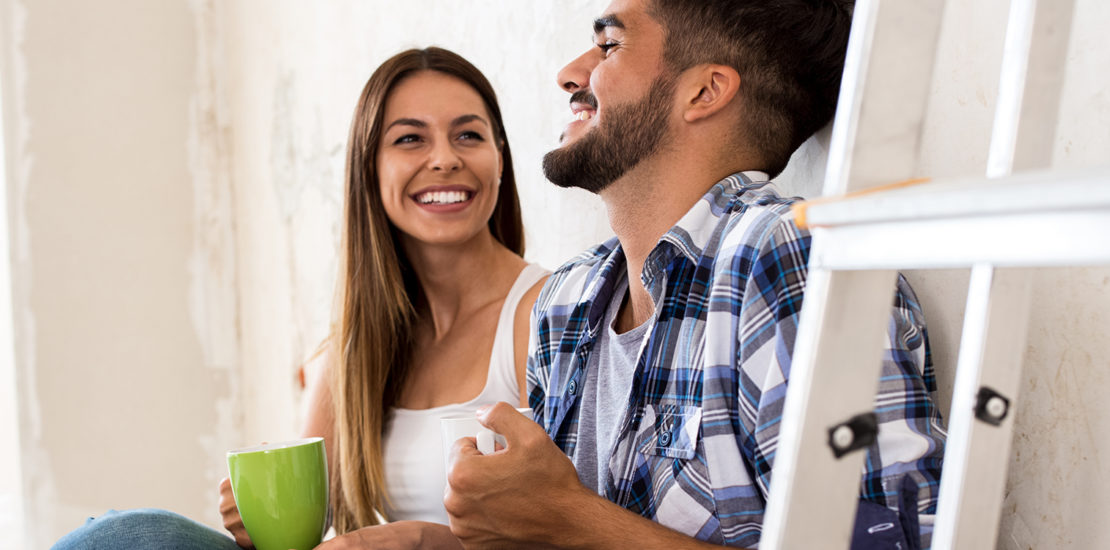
[[680, 64, 740, 123]]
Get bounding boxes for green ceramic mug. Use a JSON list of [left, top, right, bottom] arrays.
[[227, 437, 329, 550]]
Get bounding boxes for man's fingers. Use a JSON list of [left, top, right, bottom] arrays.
[[476, 401, 539, 445], [448, 435, 482, 465], [445, 436, 487, 493]]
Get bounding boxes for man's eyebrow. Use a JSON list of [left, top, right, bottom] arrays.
[[385, 118, 426, 131], [593, 14, 625, 34]]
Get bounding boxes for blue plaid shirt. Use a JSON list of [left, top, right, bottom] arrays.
[[527, 172, 946, 547]]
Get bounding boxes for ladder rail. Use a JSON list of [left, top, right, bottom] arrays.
[[931, 266, 1034, 549], [823, 0, 947, 195], [762, 0, 947, 547], [760, 268, 899, 549], [763, 0, 1086, 547], [932, 0, 1075, 547]]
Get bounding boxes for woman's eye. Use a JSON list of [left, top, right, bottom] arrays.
[[458, 131, 484, 142], [393, 134, 421, 145]]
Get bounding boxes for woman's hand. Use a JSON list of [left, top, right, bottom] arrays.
[[218, 476, 253, 548], [313, 521, 462, 550]]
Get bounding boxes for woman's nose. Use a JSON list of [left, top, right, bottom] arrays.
[[428, 140, 462, 172], [556, 48, 597, 93]]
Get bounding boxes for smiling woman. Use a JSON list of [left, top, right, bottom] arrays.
[[376, 71, 506, 248], [49, 47, 548, 550], [321, 48, 547, 544]]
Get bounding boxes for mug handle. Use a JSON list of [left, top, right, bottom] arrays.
[[476, 428, 496, 455]]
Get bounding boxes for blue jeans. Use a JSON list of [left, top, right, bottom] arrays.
[[52, 508, 241, 550]]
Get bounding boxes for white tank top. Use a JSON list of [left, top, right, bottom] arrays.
[[381, 263, 547, 525]]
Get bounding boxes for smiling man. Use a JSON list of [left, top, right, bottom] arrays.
[[444, 1, 946, 548]]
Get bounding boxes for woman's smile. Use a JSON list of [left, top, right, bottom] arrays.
[[411, 185, 477, 212]]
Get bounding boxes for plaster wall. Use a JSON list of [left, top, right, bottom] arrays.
[[0, 52, 24, 550], [0, 0, 242, 546], [1, 0, 1106, 548]]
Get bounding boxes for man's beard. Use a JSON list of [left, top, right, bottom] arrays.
[[542, 75, 676, 194]]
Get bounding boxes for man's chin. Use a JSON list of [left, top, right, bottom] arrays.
[[543, 148, 584, 190]]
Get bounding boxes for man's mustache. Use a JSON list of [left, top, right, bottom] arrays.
[[570, 90, 598, 110]]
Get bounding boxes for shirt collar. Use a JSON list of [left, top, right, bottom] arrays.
[[577, 238, 627, 340], [645, 171, 771, 282]]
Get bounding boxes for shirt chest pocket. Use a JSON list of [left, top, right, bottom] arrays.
[[635, 404, 702, 460]]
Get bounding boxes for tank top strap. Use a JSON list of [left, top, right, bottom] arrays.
[[477, 263, 549, 405]]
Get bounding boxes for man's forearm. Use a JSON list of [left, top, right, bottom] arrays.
[[557, 490, 748, 550]]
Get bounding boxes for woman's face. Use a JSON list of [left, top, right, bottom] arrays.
[[376, 71, 503, 250]]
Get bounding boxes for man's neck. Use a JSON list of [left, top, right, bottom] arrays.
[[601, 152, 743, 333]]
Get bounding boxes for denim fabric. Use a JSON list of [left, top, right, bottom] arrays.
[[51, 508, 241, 550]]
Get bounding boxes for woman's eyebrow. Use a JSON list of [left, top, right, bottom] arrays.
[[452, 114, 489, 127], [385, 118, 426, 131]]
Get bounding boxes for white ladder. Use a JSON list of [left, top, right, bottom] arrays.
[[760, 0, 1105, 548]]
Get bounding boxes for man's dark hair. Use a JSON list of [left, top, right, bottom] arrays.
[[648, 0, 854, 178]]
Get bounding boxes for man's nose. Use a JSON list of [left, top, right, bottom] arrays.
[[556, 48, 597, 93]]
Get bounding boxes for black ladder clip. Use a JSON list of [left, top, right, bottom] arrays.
[[827, 412, 878, 459], [975, 386, 1011, 426]]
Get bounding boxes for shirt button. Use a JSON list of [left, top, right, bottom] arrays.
[[658, 431, 672, 446], [567, 380, 578, 396]]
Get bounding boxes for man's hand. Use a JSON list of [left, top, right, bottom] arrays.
[[311, 521, 461, 550], [443, 402, 597, 548]]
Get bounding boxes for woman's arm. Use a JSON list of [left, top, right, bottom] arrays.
[[300, 348, 338, 485], [512, 277, 548, 407]]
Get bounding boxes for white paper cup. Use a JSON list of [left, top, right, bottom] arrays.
[[440, 407, 533, 463]]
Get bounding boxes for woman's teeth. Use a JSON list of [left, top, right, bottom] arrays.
[[417, 191, 469, 205]]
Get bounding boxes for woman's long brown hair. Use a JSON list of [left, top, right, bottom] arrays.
[[331, 47, 524, 533]]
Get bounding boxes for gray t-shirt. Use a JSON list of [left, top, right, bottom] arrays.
[[573, 277, 653, 494]]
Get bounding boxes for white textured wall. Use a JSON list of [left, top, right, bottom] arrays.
[[0, 0, 243, 547], [1, 0, 1106, 549], [1000, 0, 1110, 544], [0, 49, 24, 550]]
